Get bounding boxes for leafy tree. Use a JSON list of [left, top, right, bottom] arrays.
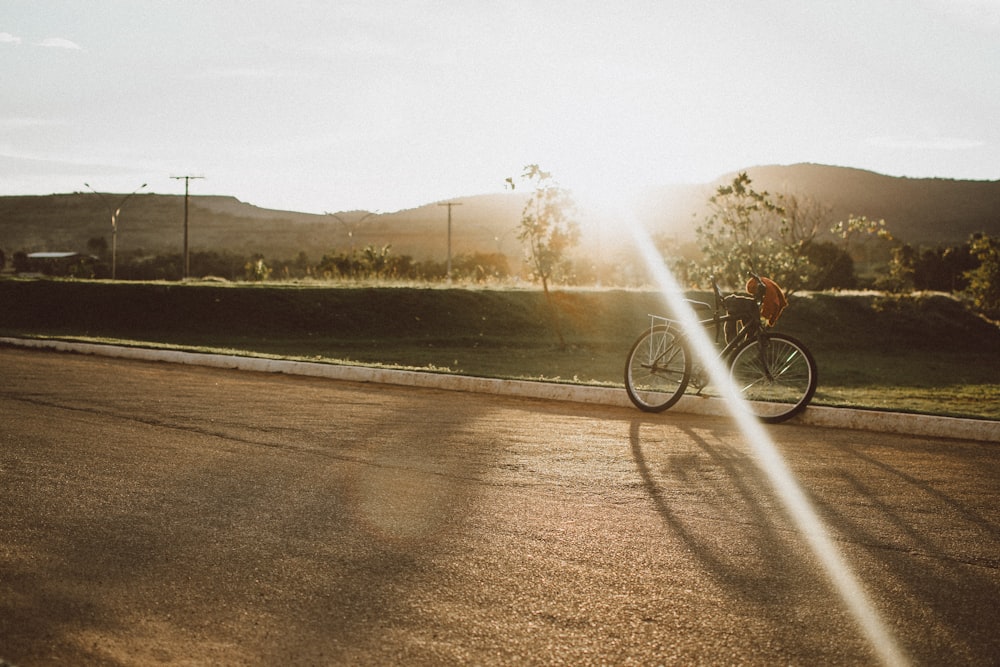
[[912, 244, 975, 292], [964, 233, 1000, 318], [877, 243, 917, 294], [506, 165, 580, 291], [244, 255, 272, 281], [506, 165, 580, 348], [774, 192, 832, 289], [359, 244, 393, 277], [830, 215, 893, 284], [413, 258, 448, 281], [694, 172, 819, 292], [273, 251, 314, 280], [802, 240, 856, 290], [452, 252, 510, 283], [316, 244, 405, 280], [317, 249, 355, 279]]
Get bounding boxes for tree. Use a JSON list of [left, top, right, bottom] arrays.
[[244, 254, 272, 281], [965, 233, 1000, 319], [912, 244, 975, 292], [775, 192, 831, 290], [452, 252, 510, 282], [506, 165, 580, 348], [802, 240, 856, 290], [877, 243, 916, 294], [830, 215, 893, 285], [694, 172, 819, 292]]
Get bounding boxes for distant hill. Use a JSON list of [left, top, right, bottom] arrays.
[[2, 164, 998, 263], [639, 164, 1000, 246], [0, 191, 530, 263]]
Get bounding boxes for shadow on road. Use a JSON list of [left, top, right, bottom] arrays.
[[627, 418, 825, 605]]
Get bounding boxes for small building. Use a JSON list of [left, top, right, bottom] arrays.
[[18, 252, 100, 277]]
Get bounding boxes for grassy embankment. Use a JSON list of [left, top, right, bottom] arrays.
[[2, 277, 998, 421]]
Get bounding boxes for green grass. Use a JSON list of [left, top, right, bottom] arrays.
[[2, 277, 998, 421]]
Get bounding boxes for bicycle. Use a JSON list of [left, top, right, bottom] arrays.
[[624, 272, 817, 424]]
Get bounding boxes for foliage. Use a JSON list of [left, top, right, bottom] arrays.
[[877, 243, 917, 294], [912, 244, 975, 292], [451, 252, 511, 282], [802, 240, 856, 290], [244, 255, 272, 282], [317, 245, 402, 280], [830, 215, 894, 286], [111, 251, 247, 281], [506, 165, 580, 292], [964, 233, 1000, 318], [506, 165, 581, 347], [871, 238, 982, 297], [9, 251, 99, 278], [830, 215, 893, 248], [694, 172, 822, 292]]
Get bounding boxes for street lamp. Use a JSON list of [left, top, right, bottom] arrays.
[[84, 182, 148, 280], [324, 211, 378, 253]]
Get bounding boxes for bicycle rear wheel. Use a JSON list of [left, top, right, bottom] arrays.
[[730, 333, 817, 423], [625, 325, 691, 412]]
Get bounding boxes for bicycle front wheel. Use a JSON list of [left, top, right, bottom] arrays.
[[730, 333, 817, 424], [625, 325, 691, 412]]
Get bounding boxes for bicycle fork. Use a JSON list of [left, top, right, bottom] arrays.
[[756, 332, 775, 382]]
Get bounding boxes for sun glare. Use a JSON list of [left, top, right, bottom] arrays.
[[627, 218, 910, 667]]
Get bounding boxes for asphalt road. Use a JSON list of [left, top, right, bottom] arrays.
[[2, 347, 998, 666]]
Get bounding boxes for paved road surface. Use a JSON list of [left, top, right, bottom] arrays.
[[2, 347, 998, 665]]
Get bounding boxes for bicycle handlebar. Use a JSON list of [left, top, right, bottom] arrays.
[[710, 267, 768, 310]]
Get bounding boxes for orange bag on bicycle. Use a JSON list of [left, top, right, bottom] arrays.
[[746, 276, 788, 326]]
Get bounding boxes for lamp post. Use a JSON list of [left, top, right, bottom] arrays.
[[84, 182, 147, 279], [324, 211, 378, 253]]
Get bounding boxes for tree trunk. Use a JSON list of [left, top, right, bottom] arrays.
[[540, 276, 566, 350]]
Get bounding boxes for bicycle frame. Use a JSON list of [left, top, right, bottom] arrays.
[[642, 287, 769, 392]]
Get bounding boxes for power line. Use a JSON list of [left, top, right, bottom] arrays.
[[170, 175, 204, 279]]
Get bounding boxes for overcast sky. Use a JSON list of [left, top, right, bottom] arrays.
[[2, 0, 998, 214]]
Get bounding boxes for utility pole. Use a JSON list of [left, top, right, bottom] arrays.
[[438, 201, 462, 284], [170, 175, 204, 279]]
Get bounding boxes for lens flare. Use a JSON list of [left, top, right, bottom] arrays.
[[628, 222, 909, 667]]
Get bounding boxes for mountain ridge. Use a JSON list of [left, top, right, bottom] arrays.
[[2, 164, 998, 262]]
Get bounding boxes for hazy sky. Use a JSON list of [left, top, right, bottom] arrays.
[[2, 0, 998, 214]]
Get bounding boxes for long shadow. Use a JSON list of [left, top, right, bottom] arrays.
[[627, 417, 826, 606], [627, 411, 1000, 665], [796, 438, 1000, 663], [829, 440, 1000, 543]]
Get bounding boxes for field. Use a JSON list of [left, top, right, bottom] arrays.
[[2, 277, 998, 421]]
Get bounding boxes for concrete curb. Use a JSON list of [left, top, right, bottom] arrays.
[[3, 336, 998, 444]]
